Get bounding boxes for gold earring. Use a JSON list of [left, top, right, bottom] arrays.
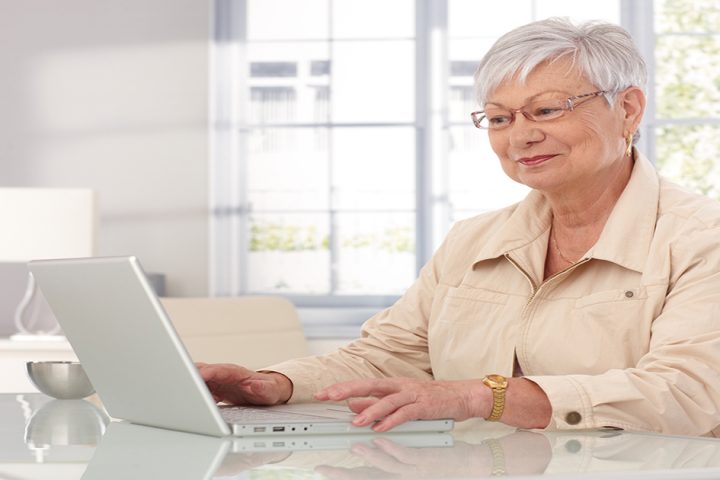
[[625, 133, 633, 157]]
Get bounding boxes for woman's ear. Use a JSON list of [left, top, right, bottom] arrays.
[[619, 86, 646, 134]]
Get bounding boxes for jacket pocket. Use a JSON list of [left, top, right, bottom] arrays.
[[429, 286, 517, 378], [574, 286, 647, 309], [567, 287, 653, 369], [434, 286, 510, 325]]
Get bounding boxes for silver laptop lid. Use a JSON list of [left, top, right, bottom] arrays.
[[29, 256, 231, 436]]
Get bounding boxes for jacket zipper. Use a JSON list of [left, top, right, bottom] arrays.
[[504, 254, 591, 375], [504, 254, 590, 309]]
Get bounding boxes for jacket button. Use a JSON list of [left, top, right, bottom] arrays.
[[565, 411, 582, 425], [625, 290, 634, 298]]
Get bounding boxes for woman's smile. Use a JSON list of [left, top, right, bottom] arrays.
[[516, 154, 558, 166]]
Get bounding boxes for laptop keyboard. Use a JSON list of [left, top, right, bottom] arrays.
[[220, 406, 333, 423]]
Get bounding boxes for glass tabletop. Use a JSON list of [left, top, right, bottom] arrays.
[[2, 393, 720, 480]]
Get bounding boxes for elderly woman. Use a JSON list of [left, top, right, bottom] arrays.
[[200, 18, 720, 436]]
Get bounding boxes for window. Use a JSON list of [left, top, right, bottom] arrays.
[[651, 0, 720, 198], [212, 0, 719, 322], [213, 0, 418, 305]]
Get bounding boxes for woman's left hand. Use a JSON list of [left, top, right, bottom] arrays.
[[314, 378, 490, 432]]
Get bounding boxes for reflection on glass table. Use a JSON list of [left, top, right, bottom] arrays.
[[24, 397, 108, 463], [0, 393, 104, 480], [3, 394, 720, 479], [82, 421, 228, 480], [213, 420, 720, 479]]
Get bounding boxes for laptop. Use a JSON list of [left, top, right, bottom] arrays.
[[28, 256, 454, 437]]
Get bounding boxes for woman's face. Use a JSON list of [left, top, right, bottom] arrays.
[[486, 58, 629, 195]]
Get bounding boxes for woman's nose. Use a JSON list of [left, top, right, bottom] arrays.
[[508, 116, 546, 148]]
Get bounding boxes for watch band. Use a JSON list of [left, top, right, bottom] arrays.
[[484, 438, 507, 476], [482, 374, 508, 422]]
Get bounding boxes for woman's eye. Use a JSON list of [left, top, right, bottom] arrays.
[[488, 115, 511, 126], [533, 106, 563, 118]]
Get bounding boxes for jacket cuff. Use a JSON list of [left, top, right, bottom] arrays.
[[523, 375, 594, 430], [260, 360, 324, 403]]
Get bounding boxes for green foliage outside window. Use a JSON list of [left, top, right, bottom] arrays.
[[655, 0, 720, 32], [654, 0, 720, 200], [250, 222, 414, 253], [250, 223, 328, 252], [656, 124, 720, 198], [340, 226, 415, 253]]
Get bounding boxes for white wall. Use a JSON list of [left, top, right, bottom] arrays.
[[0, 0, 211, 295]]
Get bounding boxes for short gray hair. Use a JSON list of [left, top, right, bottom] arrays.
[[474, 18, 647, 106]]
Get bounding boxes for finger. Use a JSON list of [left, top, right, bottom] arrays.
[[347, 397, 379, 413], [197, 363, 234, 381], [352, 392, 415, 427], [316, 379, 396, 401], [372, 404, 425, 432], [202, 364, 255, 384], [316, 378, 405, 402]]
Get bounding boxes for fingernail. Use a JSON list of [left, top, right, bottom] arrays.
[[373, 422, 388, 432], [353, 414, 367, 425]]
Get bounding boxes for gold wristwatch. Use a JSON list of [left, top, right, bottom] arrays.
[[482, 374, 508, 421]]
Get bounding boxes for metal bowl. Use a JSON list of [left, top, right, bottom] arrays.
[[26, 361, 95, 400]]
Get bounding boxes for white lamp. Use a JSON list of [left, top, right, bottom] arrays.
[[0, 188, 95, 340]]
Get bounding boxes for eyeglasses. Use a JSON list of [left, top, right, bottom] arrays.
[[470, 90, 608, 130]]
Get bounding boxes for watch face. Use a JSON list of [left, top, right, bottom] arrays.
[[486, 374, 507, 386]]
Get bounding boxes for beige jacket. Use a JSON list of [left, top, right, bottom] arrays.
[[269, 153, 720, 436]]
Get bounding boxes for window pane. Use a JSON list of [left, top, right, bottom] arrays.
[[333, 0, 414, 39], [332, 127, 415, 210], [534, 0, 620, 22], [656, 124, 720, 200], [448, 0, 533, 38], [335, 213, 415, 294], [655, 34, 720, 119], [247, 42, 330, 124], [448, 38, 496, 122], [655, 0, 720, 33], [447, 126, 529, 217], [248, 213, 330, 293], [248, 0, 329, 40], [331, 41, 414, 123], [247, 128, 329, 211]]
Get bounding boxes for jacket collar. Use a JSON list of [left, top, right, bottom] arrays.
[[472, 150, 659, 274], [585, 151, 659, 273]]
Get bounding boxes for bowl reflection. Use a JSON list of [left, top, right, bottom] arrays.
[[25, 399, 109, 447]]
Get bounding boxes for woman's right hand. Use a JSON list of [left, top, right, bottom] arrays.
[[196, 363, 293, 406]]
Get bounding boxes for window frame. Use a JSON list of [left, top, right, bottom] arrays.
[[210, 0, 440, 309], [210, 0, 680, 318]]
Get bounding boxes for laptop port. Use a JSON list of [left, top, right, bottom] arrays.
[[253, 427, 266, 433], [273, 426, 285, 432]]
